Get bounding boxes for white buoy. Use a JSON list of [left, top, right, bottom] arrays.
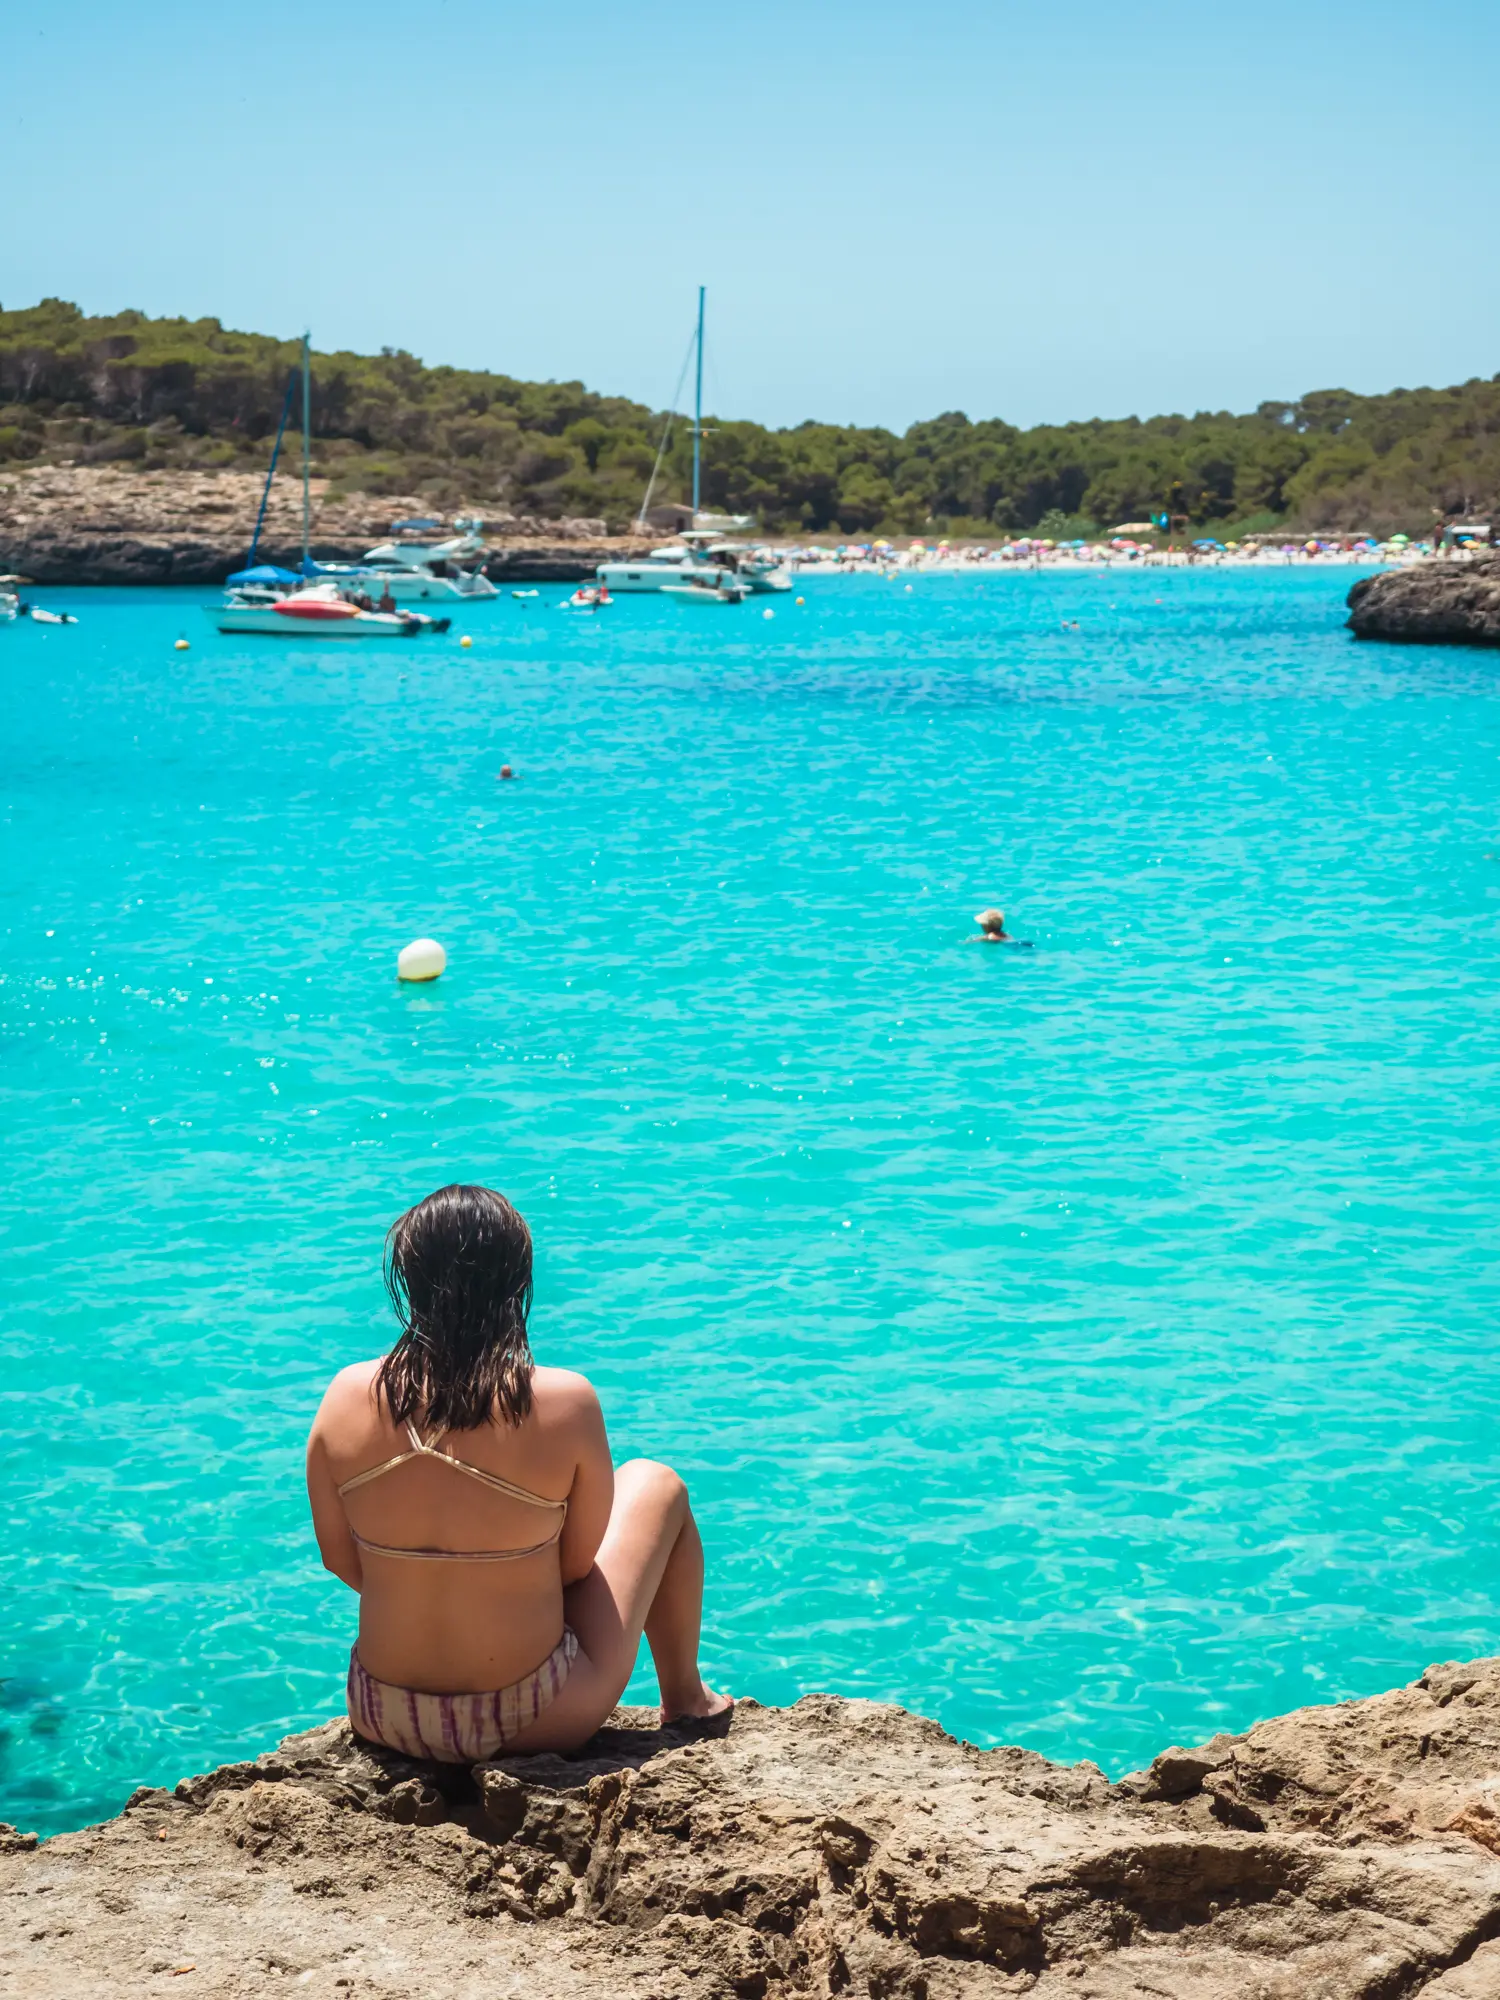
[[460, 635, 473, 649], [397, 938, 446, 983], [763, 608, 774, 620]]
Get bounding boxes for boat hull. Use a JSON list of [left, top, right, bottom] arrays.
[[662, 585, 746, 606], [204, 605, 412, 638], [597, 561, 739, 594]]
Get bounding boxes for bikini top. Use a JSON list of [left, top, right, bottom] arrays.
[[336, 1420, 568, 1563]]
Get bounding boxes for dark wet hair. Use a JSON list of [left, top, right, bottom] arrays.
[[376, 1185, 535, 1432]]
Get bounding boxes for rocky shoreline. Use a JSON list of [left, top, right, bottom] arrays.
[[1347, 555, 1500, 646], [6, 1657, 1500, 1997], [0, 465, 654, 585]]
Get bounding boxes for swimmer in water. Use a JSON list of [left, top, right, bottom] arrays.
[[970, 908, 1033, 948]]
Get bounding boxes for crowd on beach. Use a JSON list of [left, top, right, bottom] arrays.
[[777, 529, 1484, 574]]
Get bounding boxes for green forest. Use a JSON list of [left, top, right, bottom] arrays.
[[2, 299, 1497, 539]]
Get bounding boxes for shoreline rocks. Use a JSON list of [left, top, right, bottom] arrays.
[[0, 464, 654, 585], [6, 1657, 1500, 1996], [1348, 555, 1500, 645]]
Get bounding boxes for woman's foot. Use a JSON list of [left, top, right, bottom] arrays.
[[661, 1683, 734, 1728]]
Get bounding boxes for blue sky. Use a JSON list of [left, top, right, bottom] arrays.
[[4, 0, 1496, 431]]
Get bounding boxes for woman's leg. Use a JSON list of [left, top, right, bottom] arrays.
[[502, 1459, 730, 1753]]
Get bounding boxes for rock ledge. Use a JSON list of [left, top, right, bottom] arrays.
[[1348, 556, 1500, 646], [6, 1660, 1500, 1996]]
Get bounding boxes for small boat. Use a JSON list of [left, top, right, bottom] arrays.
[[28, 606, 79, 625], [0, 581, 21, 623], [561, 585, 611, 610], [663, 577, 748, 606], [210, 580, 450, 638], [511, 588, 539, 600]]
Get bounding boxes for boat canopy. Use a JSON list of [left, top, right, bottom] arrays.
[[228, 564, 301, 586]]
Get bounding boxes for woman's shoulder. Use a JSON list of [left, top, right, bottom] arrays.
[[531, 1365, 600, 1406], [529, 1366, 604, 1429], [312, 1358, 382, 1426], [325, 1357, 383, 1397]]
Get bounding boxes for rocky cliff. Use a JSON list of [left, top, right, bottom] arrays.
[[0, 465, 653, 585], [6, 1657, 1500, 1997], [1348, 556, 1500, 645]]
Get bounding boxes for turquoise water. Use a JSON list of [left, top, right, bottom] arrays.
[[4, 570, 1499, 1837]]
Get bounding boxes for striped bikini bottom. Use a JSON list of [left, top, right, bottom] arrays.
[[346, 1628, 579, 1763]]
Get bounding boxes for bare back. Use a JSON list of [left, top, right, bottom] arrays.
[[306, 1360, 613, 1694]]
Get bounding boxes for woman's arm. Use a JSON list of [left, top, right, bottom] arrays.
[[556, 1375, 614, 1587], [305, 1378, 364, 1591]]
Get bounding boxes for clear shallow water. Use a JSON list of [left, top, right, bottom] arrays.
[[3, 569, 1499, 1837]]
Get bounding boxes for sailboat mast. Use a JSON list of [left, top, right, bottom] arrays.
[[300, 331, 312, 572], [691, 286, 704, 520]]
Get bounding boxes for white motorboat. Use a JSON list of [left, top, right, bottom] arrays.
[[735, 548, 793, 593], [599, 533, 789, 596], [356, 520, 499, 602], [207, 580, 448, 638], [598, 534, 739, 595]]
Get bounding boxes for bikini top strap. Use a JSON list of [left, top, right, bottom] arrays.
[[337, 1419, 565, 1517], [335, 1419, 445, 1496]]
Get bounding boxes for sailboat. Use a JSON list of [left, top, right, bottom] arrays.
[[596, 289, 788, 601], [207, 336, 451, 639]]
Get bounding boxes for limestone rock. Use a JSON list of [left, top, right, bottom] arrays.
[[0, 464, 656, 584], [7, 1664, 1500, 1996], [1347, 556, 1500, 645]]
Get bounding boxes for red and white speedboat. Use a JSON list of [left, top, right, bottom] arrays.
[[207, 581, 448, 638]]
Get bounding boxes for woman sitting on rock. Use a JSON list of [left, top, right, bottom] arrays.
[[306, 1184, 730, 1762]]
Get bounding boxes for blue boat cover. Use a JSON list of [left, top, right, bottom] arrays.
[[228, 564, 301, 586]]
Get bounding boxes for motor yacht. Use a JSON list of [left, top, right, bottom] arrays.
[[356, 519, 499, 602], [597, 530, 788, 596]]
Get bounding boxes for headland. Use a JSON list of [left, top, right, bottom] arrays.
[[1348, 552, 1500, 645], [0, 465, 652, 585], [7, 1656, 1500, 1997]]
